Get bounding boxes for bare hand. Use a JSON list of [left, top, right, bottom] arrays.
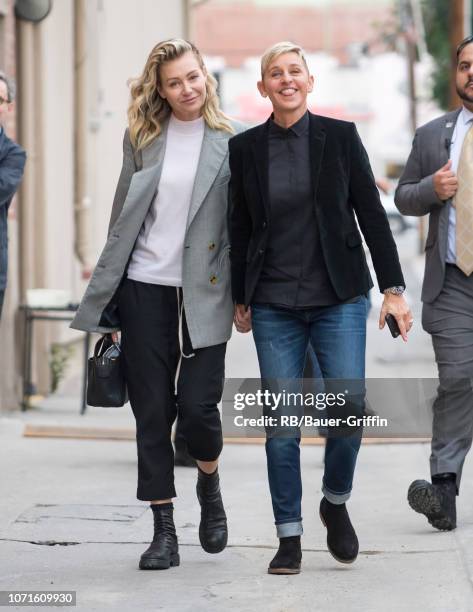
[[234, 304, 252, 333], [375, 177, 391, 195], [433, 160, 458, 201], [379, 294, 413, 342], [111, 332, 119, 343]]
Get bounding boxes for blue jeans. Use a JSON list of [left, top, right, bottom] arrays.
[[251, 297, 367, 537]]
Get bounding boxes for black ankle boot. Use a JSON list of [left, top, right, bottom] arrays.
[[196, 467, 228, 554], [268, 536, 302, 575], [319, 497, 359, 564], [139, 503, 180, 570]]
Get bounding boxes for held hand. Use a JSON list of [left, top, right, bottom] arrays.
[[111, 332, 119, 343], [234, 304, 252, 333], [379, 294, 413, 342], [433, 160, 458, 201]]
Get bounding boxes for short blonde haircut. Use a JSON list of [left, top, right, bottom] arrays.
[[260, 41, 309, 79]]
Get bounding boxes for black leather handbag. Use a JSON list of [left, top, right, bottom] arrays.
[[87, 334, 128, 407]]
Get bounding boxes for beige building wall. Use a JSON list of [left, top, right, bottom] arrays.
[[42, 0, 76, 297], [0, 0, 187, 411], [93, 0, 187, 253], [49, 0, 187, 384], [43, 0, 187, 298]]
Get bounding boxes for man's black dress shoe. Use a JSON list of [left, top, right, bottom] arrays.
[[268, 536, 302, 575], [319, 497, 359, 564], [407, 473, 457, 531], [196, 467, 228, 553], [139, 503, 180, 570]]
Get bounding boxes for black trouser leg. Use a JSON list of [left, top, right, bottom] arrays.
[[176, 339, 226, 462], [119, 279, 180, 501], [119, 279, 226, 500]]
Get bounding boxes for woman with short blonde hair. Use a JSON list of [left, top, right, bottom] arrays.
[[259, 41, 309, 78], [230, 41, 411, 573]]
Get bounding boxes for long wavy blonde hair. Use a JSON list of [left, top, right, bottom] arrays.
[[128, 39, 234, 151]]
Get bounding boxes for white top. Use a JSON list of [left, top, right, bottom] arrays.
[[127, 113, 205, 286], [446, 106, 473, 263]]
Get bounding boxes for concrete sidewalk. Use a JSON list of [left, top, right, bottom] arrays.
[[2, 241, 470, 610], [1, 408, 473, 612]]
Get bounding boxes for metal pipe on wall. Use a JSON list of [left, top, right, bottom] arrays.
[[73, 0, 92, 277], [17, 20, 35, 299], [17, 16, 49, 394]]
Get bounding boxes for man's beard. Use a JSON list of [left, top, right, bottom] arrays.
[[456, 81, 473, 103]]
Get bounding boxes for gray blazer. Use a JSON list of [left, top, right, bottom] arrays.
[[71, 118, 246, 349], [394, 108, 462, 303]]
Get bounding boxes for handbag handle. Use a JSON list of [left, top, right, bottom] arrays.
[[93, 334, 114, 359]]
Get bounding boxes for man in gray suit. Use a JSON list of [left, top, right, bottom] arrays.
[[395, 36, 473, 531]]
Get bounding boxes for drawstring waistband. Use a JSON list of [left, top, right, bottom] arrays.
[[175, 287, 195, 394]]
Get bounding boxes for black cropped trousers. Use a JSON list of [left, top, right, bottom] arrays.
[[118, 278, 226, 501]]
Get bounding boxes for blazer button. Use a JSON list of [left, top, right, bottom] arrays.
[[208, 242, 215, 250], [210, 275, 218, 285], [262, 222, 267, 229], [258, 249, 264, 256]]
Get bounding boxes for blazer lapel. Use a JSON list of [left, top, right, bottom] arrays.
[[439, 108, 461, 165], [112, 124, 168, 234], [186, 124, 229, 228], [250, 121, 270, 219], [308, 113, 326, 198], [438, 108, 463, 255]]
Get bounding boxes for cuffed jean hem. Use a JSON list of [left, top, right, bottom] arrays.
[[276, 520, 303, 538], [322, 483, 351, 505]]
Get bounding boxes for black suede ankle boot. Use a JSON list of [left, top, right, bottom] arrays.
[[196, 467, 228, 554], [319, 497, 359, 564], [268, 536, 302, 575], [139, 503, 180, 570]]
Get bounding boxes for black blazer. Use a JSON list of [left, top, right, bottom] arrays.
[[229, 112, 404, 306]]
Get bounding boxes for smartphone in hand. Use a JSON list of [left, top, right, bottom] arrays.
[[385, 313, 401, 338]]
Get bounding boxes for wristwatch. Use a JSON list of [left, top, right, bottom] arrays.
[[383, 286, 405, 296]]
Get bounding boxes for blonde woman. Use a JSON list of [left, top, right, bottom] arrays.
[[71, 39, 245, 570]]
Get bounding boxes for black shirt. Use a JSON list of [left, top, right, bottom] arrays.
[[252, 111, 341, 308]]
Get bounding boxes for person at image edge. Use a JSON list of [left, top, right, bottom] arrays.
[[0, 71, 26, 321], [396, 36, 473, 532]]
